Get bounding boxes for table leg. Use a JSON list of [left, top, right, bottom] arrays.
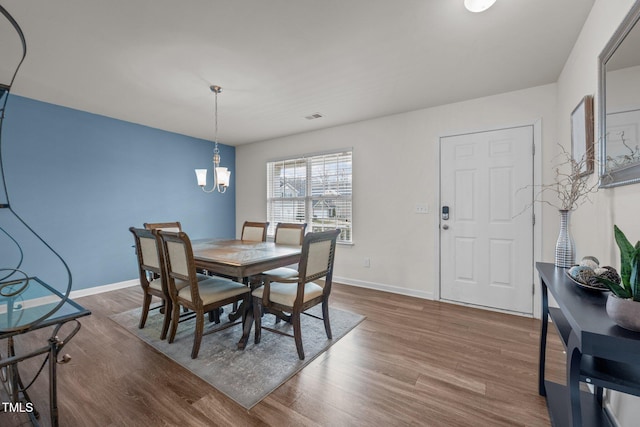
[[3, 337, 40, 420], [229, 277, 252, 322], [48, 319, 81, 427], [237, 295, 253, 350]]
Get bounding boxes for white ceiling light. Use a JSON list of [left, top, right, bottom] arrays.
[[464, 0, 497, 13]]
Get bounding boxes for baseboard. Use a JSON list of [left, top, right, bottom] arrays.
[[0, 279, 139, 314], [334, 276, 434, 300], [78, 277, 434, 303], [5, 276, 429, 314], [70, 279, 139, 299]]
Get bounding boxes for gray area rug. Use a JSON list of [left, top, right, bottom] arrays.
[[110, 304, 365, 409]]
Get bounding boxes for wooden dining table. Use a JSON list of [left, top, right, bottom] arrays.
[[191, 239, 301, 349]]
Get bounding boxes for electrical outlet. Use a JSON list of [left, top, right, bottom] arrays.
[[415, 203, 429, 214], [363, 257, 371, 268]]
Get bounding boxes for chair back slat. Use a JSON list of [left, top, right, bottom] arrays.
[[166, 240, 190, 278], [298, 229, 340, 284], [306, 240, 332, 278], [274, 223, 307, 245], [243, 227, 265, 242], [139, 235, 161, 270], [241, 221, 269, 242]]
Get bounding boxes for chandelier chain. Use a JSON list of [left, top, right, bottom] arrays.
[[213, 87, 219, 155]]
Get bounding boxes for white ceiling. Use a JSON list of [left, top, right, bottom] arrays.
[[1, 0, 595, 146]]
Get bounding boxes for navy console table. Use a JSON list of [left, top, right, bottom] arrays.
[[537, 262, 640, 427]]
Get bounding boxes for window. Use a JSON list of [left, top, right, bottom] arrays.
[[267, 150, 352, 243]]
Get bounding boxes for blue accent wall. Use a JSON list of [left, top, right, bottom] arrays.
[[1, 95, 235, 291]]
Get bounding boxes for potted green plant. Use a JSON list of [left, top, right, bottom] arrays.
[[596, 225, 640, 332]]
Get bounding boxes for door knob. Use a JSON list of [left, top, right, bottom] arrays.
[[442, 224, 449, 230]]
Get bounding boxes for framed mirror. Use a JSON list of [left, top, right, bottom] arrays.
[[599, 1, 640, 187]]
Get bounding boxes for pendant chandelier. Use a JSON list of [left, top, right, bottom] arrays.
[[195, 85, 231, 193]]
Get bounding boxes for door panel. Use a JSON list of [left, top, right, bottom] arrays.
[[440, 126, 533, 314]]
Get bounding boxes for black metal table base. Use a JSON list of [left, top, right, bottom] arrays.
[[1, 319, 82, 427]]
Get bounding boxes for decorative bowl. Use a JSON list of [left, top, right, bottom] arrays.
[[565, 271, 608, 292]]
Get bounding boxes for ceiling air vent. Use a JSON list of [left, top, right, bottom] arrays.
[[305, 113, 324, 120]]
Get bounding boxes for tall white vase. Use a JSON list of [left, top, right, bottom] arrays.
[[555, 209, 575, 268]]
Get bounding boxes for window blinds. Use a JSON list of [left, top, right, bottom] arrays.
[[267, 150, 352, 243]]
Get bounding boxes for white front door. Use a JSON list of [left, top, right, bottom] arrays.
[[440, 126, 534, 314]]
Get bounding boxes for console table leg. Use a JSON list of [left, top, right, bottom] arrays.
[[596, 386, 604, 405], [538, 281, 549, 396], [567, 336, 582, 427]]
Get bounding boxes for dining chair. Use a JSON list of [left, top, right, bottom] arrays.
[[129, 227, 177, 340], [157, 230, 251, 359], [252, 229, 340, 360], [261, 222, 307, 280], [241, 221, 270, 242]]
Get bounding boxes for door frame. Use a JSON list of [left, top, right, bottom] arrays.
[[433, 120, 543, 318]]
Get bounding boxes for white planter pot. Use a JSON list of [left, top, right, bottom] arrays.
[[606, 294, 640, 332]]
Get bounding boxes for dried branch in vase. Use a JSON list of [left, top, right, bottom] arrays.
[[517, 144, 599, 215]]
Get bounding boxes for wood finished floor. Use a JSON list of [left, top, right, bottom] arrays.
[[0, 283, 566, 426]]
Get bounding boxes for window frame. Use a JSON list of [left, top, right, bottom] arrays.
[[266, 149, 353, 244]]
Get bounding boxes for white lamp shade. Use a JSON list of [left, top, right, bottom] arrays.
[[195, 169, 208, 186], [215, 167, 231, 187], [464, 0, 496, 12]]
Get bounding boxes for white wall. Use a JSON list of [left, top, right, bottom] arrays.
[[556, 0, 639, 425], [237, 84, 557, 299], [237, 0, 640, 423]]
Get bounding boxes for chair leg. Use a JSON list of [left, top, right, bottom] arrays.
[[322, 299, 332, 339], [168, 303, 181, 343], [292, 311, 304, 360], [208, 309, 221, 324], [139, 293, 152, 329], [191, 311, 205, 359], [253, 297, 262, 344], [160, 299, 172, 340]]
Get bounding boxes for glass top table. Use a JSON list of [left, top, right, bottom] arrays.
[[0, 276, 90, 426], [0, 276, 90, 336]]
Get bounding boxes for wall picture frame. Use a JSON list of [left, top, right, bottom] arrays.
[[571, 95, 595, 176]]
